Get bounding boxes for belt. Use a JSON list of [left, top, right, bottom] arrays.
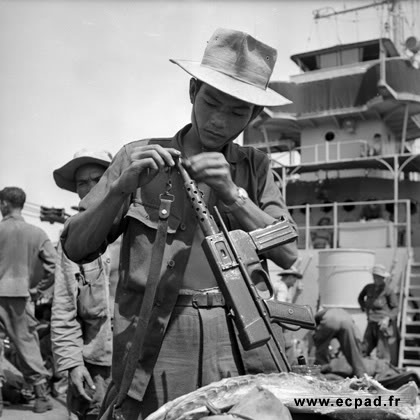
[[176, 291, 225, 308]]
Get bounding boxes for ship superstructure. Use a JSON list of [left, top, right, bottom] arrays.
[[245, 2, 420, 368]]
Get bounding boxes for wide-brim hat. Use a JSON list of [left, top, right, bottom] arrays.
[[372, 264, 390, 279], [170, 28, 291, 107], [53, 149, 112, 193], [278, 266, 303, 278]]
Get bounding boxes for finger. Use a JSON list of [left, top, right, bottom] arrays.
[[73, 379, 93, 402], [133, 145, 181, 167], [133, 149, 167, 170], [188, 155, 229, 174], [83, 371, 95, 390], [131, 157, 160, 171], [191, 167, 230, 182]]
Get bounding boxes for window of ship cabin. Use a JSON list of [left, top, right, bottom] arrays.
[[361, 43, 380, 61], [319, 48, 359, 68]]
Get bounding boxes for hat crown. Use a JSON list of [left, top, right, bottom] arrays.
[[372, 264, 389, 278], [72, 148, 112, 162], [201, 28, 277, 90]]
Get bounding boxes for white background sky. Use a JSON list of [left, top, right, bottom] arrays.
[[0, 0, 419, 240]]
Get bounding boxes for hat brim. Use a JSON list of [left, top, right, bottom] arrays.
[[53, 157, 110, 193], [278, 270, 303, 279], [170, 59, 292, 107], [373, 271, 390, 278]]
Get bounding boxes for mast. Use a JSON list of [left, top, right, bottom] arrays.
[[313, 0, 402, 52]]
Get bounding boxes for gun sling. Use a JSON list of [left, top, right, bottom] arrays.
[[112, 193, 174, 420]]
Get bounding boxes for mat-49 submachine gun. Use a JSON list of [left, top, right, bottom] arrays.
[[176, 159, 316, 371]]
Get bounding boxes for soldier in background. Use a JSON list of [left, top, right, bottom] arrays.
[[51, 150, 116, 420], [313, 307, 367, 378], [0, 186, 56, 413], [358, 264, 399, 364]]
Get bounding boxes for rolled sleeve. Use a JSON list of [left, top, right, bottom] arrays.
[[257, 155, 296, 229], [51, 243, 84, 372], [36, 238, 57, 292]]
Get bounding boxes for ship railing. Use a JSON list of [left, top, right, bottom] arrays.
[[271, 139, 370, 166], [289, 199, 412, 250]]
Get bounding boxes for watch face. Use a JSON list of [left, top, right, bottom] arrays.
[[238, 187, 249, 201]]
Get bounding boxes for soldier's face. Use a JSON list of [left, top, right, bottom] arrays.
[[191, 83, 254, 151], [373, 274, 385, 286], [75, 164, 106, 200]]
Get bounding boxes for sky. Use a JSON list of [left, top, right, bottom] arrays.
[[1, 0, 418, 241]]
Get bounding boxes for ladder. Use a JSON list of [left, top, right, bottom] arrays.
[[398, 260, 420, 367]]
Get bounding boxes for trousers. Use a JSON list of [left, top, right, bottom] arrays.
[[363, 320, 398, 364], [0, 297, 49, 385], [314, 317, 366, 377], [99, 299, 287, 420]]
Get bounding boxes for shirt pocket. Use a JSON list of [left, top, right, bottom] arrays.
[[121, 200, 181, 292], [126, 199, 181, 234], [76, 259, 108, 319]]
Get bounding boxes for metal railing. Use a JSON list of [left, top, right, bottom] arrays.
[[271, 139, 370, 167], [289, 199, 412, 250]]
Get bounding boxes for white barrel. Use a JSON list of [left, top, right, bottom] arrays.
[[318, 249, 375, 309]]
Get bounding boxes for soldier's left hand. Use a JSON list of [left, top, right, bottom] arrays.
[[184, 152, 237, 203]]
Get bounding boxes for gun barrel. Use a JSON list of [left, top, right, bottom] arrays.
[[175, 158, 219, 236]]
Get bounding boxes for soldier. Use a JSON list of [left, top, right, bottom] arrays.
[[62, 28, 297, 419], [358, 264, 399, 364], [51, 150, 116, 420], [0, 187, 56, 413], [313, 308, 367, 378]]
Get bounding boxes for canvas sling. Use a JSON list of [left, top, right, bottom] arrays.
[[112, 191, 174, 420]]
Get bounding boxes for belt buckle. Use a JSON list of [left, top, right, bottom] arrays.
[[191, 292, 213, 308]]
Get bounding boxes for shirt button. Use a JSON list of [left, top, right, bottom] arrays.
[[167, 260, 175, 269], [180, 223, 186, 231]]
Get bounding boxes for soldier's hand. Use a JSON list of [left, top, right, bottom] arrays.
[[184, 152, 237, 203], [379, 317, 390, 330], [69, 365, 96, 401], [114, 145, 181, 195]]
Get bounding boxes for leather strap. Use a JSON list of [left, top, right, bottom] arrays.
[[113, 193, 173, 418]]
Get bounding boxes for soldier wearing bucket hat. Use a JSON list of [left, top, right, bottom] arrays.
[[53, 149, 113, 194], [61, 28, 297, 419], [358, 263, 399, 364], [51, 149, 117, 420]]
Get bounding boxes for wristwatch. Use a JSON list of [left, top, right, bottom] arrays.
[[220, 187, 249, 212]]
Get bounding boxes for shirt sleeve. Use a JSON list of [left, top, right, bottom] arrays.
[[256, 153, 297, 229], [358, 285, 368, 311], [36, 238, 57, 292], [51, 242, 84, 372], [385, 286, 399, 319]]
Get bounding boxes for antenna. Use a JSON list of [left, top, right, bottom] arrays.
[[313, 1, 392, 21], [313, 1, 407, 54]]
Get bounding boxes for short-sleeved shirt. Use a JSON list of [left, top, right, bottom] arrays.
[[358, 283, 398, 322], [61, 124, 296, 401], [0, 214, 56, 297]]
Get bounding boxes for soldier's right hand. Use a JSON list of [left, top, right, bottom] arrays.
[[114, 145, 181, 195], [69, 365, 96, 401]]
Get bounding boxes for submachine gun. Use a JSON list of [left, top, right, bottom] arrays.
[[176, 158, 316, 372]]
